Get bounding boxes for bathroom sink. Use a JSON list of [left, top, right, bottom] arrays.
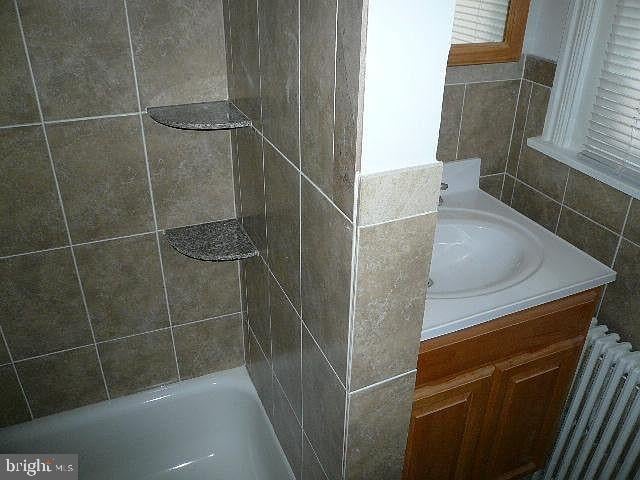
[[428, 208, 544, 299]]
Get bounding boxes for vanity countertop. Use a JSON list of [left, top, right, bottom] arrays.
[[422, 160, 616, 340]]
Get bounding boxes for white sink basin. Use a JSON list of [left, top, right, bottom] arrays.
[[428, 208, 544, 299]]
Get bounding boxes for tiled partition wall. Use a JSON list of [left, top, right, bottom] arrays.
[[224, 1, 442, 479], [437, 54, 640, 347], [0, 0, 243, 428]]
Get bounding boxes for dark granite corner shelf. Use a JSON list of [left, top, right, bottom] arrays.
[[147, 100, 251, 130], [164, 219, 258, 262]]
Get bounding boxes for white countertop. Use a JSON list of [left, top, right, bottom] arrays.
[[421, 162, 616, 340]]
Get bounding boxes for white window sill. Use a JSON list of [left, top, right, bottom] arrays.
[[528, 137, 640, 200]]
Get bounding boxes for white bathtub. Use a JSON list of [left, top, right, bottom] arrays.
[[0, 367, 294, 480]]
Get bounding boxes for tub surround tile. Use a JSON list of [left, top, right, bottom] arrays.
[[303, 435, 329, 480], [345, 372, 416, 480], [160, 237, 240, 326], [511, 181, 561, 232], [557, 208, 619, 266], [237, 128, 267, 255], [301, 179, 353, 381], [99, 329, 177, 398], [0, 0, 38, 125], [163, 219, 258, 262], [0, 126, 67, 257], [523, 55, 557, 88], [17, 346, 107, 417], [358, 163, 442, 226], [47, 116, 154, 244], [479, 175, 504, 199], [600, 240, 640, 346], [244, 257, 271, 356], [0, 366, 30, 428], [273, 379, 302, 478], [0, 249, 91, 360], [270, 280, 302, 420], [225, 0, 262, 127], [143, 117, 235, 230], [173, 314, 244, 380], [333, 0, 364, 217], [507, 80, 532, 176], [300, 0, 339, 211], [516, 146, 569, 202], [350, 213, 436, 390], [445, 60, 523, 85], [265, 143, 301, 308], [17, 0, 137, 120], [563, 170, 631, 233], [247, 328, 273, 418], [74, 234, 168, 341], [258, 0, 300, 165], [625, 199, 640, 245], [437, 85, 465, 162], [127, 0, 227, 107], [458, 80, 520, 175], [302, 327, 345, 480]]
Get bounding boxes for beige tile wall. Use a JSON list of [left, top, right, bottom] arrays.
[[0, 0, 243, 427]]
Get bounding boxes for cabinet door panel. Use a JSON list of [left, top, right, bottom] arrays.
[[475, 338, 583, 480], [403, 367, 494, 480]]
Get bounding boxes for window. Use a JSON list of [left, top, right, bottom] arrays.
[[583, 0, 640, 183], [451, 0, 510, 44], [529, 0, 640, 198]]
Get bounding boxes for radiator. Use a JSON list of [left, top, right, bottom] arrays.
[[535, 322, 640, 480]]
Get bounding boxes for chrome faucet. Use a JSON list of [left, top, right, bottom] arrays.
[[438, 182, 448, 207]]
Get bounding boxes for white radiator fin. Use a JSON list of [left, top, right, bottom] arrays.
[[539, 322, 640, 480]]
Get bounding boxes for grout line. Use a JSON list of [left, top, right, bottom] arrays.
[[256, 0, 264, 130], [72, 230, 156, 248], [13, 343, 98, 364], [44, 111, 142, 125], [360, 209, 437, 230], [0, 121, 41, 130], [273, 370, 302, 427], [502, 78, 525, 199], [301, 320, 346, 391], [445, 77, 523, 87], [454, 84, 467, 161], [263, 254, 301, 318], [610, 198, 633, 269], [6, 313, 244, 367], [0, 244, 69, 261], [123, 0, 181, 382], [303, 430, 331, 480], [0, 324, 34, 419], [510, 83, 534, 205], [13, 0, 111, 400], [554, 170, 571, 234], [349, 368, 417, 395], [254, 125, 353, 224]]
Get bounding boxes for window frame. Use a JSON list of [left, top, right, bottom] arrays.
[[529, 0, 640, 200], [448, 0, 533, 66]]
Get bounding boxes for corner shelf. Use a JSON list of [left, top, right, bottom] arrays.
[[164, 219, 258, 262], [147, 100, 251, 131]]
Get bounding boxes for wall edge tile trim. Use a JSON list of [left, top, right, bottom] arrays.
[[357, 162, 443, 226]]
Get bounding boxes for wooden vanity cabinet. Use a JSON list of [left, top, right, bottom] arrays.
[[403, 288, 601, 480]]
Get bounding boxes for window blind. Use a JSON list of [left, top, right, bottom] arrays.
[[451, 0, 510, 44], [583, 0, 640, 178]]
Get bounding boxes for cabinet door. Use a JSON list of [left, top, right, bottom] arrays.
[[403, 366, 494, 480], [474, 338, 583, 480]]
